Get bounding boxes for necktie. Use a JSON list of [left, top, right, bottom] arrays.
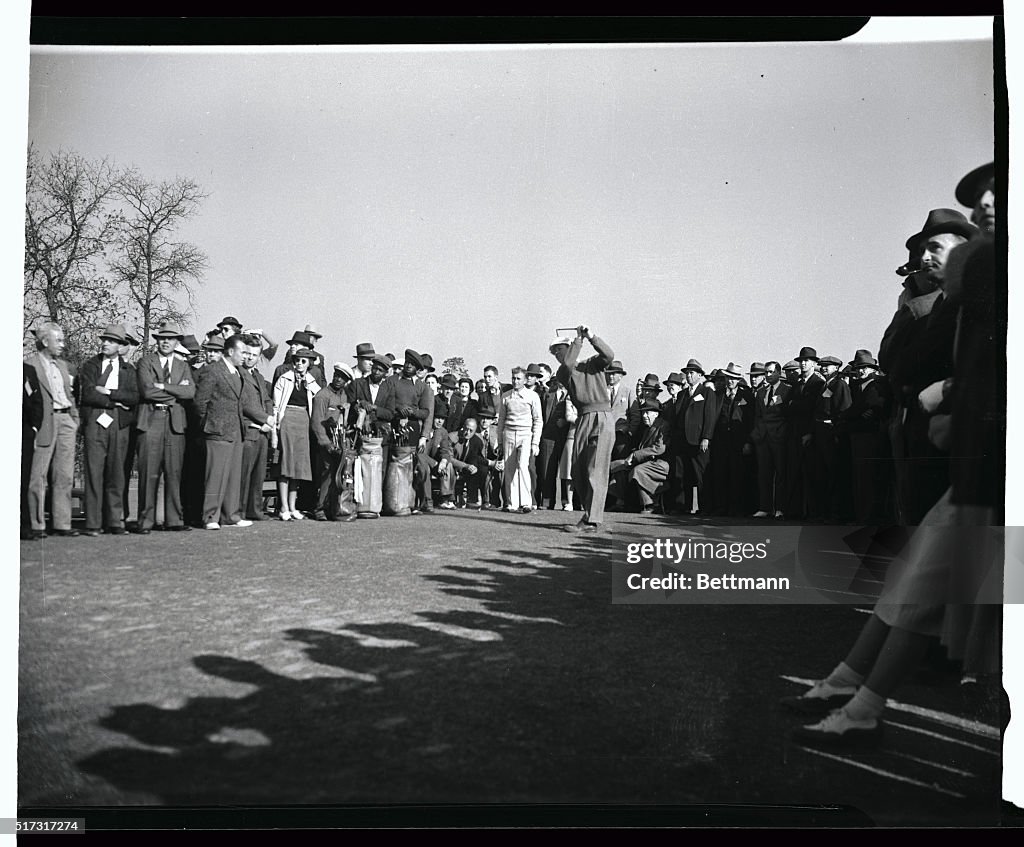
[[767, 385, 773, 406], [101, 361, 113, 383], [163, 359, 171, 382]]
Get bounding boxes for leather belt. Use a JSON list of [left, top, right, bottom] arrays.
[[53, 407, 72, 414]]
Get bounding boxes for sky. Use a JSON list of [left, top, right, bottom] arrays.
[[6, 13, 1022, 821], [25, 35, 993, 382]]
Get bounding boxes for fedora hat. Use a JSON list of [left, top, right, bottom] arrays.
[[292, 348, 317, 362], [304, 323, 323, 340], [439, 373, 459, 389], [404, 348, 424, 370], [287, 330, 312, 346], [202, 335, 225, 351], [420, 353, 435, 373], [955, 162, 994, 207], [606, 360, 626, 375], [681, 358, 704, 374], [332, 362, 355, 382], [819, 355, 843, 367], [638, 398, 662, 413], [99, 324, 129, 343], [782, 359, 800, 372], [526, 363, 544, 377], [548, 336, 571, 351], [432, 396, 450, 420], [217, 315, 242, 330], [182, 334, 202, 354], [663, 372, 685, 387], [153, 324, 185, 340], [849, 349, 879, 369], [124, 327, 141, 346], [904, 208, 976, 250], [354, 342, 376, 359], [371, 353, 392, 370], [638, 372, 660, 390], [748, 362, 766, 376], [795, 347, 819, 362], [721, 362, 743, 379], [476, 393, 497, 418]]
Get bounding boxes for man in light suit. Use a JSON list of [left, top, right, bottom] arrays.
[[136, 324, 197, 533], [24, 322, 80, 538], [193, 334, 256, 529], [77, 324, 139, 536]]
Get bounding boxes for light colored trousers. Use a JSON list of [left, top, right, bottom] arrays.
[[28, 413, 79, 531], [502, 428, 534, 510]]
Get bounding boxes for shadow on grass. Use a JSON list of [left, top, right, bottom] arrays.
[[74, 531, 1001, 823]]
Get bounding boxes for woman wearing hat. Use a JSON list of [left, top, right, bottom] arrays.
[[272, 348, 321, 520]]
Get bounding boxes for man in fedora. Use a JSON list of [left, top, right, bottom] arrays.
[[438, 373, 462, 432], [811, 355, 853, 522], [353, 342, 377, 380], [239, 333, 277, 521], [610, 397, 671, 514], [77, 325, 139, 536], [750, 361, 790, 519], [350, 352, 396, 477], [193, 334, 260, 529], [537, 373, 571, 510], [784, 346, 827, 520], [607, 359, 639, 453], [881, 208, 975, 523], [709, 362, 754, 517], [415, 395, 456, 512], [24, 322, 80, 538], [842, 350, 891, 524], [668, 360, 716, 516], [553, 326, 617, 532], [136, 324, 197, 533]]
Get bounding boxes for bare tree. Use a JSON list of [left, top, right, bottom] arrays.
[[23, 145, 126, 364], [441, 356, 470, 379], [110, 171, 209, 350]]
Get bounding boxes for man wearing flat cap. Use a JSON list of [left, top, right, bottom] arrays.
[[378, 349, 435, 453], [311, 363, 356, 520], [552, 327, 617, 532], [667, 360, 716, 516], [609, 398, 671, 514], [136, 324, 196, 532], [75, 325, 140, 535], [784, 347, 826, 520]]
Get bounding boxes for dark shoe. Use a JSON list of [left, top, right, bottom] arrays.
[[792, 709, 884, 747], [53, 529, 79, 537], [579, 522, 601, 533], [563, 519, 588, 534], [134, 527, 152, 535], [247, 513, 267, 522], [168, 524, 192, 532], [106, 527, 127, 535], [780, 680, 856, 715], [26, 530, 46, 540], [313, 511, 329, 521]]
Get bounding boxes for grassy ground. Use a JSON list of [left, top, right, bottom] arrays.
[[18, 509, 1005, 827]]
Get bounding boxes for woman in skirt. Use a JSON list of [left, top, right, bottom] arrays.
[[272, 348, 320, 520]]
